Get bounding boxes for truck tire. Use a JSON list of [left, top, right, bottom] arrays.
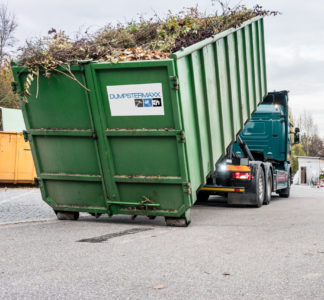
[[55, 211, 79, 220], [254, 167, 265, 208], [263, 171, 272, 205], [279, 173, 290, 198]]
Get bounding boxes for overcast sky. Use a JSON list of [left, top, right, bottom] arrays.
[[5, 0, 324, 137]]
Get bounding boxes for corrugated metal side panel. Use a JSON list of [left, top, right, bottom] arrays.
[[0, 132, 17, 182], [0, 132, 36, 184], [174, 18, 267, 201]]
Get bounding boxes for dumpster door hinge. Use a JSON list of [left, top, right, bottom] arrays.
[[22, 130, 29, 142], [183, 183, 192, 195], [179, 130, 186, 143], [170, 76, 179, 90], [92, 130, 98, 140]]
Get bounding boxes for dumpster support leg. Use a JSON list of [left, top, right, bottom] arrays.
[[165, 209, 191, 227], [55, 210, 80, 221]]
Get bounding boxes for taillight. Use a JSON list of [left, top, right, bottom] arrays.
[[232, 172, 251, 180]]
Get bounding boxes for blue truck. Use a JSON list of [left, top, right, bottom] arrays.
[[198, 90, 300, 207]]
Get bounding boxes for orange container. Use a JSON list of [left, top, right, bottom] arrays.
[[0, 132, 36, 184]]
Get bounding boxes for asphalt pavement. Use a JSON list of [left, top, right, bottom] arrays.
[[0, 185, 324, 299], [0, 187, 55, 224]]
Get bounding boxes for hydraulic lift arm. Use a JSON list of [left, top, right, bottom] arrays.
[[237, 135, 254, 161]]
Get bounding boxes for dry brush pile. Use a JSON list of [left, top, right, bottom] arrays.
[[16, 4, 278, 100]]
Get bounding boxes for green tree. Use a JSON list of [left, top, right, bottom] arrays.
[[291, 143, 306, 175], [0, 62, 19, 108]]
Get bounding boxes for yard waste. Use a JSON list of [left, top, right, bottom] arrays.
[[16, 4, 277, 100]]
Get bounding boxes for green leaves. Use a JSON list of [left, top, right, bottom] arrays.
[[0, 63, 19, 108]]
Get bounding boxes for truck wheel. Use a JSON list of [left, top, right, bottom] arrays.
[[55, 211, 79, 220], [279, 173, 290, 198], [254, 168, 265, 208], [263, 171, 272, 205]]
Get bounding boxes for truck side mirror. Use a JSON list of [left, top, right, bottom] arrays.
[[294, 127, 300, 144]]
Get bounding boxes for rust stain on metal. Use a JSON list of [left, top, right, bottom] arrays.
[[123, 207, 177, 213], [106, 128, 176, 131], [35, 128, 92, 131], [41, 172, 101, 177], [114, 174, 181, 179]]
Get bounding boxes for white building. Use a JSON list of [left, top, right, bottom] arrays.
[[296, 156, 324, 185]]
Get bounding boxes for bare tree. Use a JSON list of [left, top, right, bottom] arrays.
[[0, 3, 17, 66], [308, 135, 324, 157], [296, 110, 323, 156]]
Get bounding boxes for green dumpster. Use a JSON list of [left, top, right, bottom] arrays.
[[11, 17, 267, 226]]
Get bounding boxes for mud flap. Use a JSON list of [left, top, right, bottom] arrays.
[[227, 192, 258, 206]]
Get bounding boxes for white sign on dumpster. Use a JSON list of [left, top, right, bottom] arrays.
[[107, 83, 164, 116]]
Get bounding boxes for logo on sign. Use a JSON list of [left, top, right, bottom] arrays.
[[135, 99, 143, 107], [152, 98, 162, 107], [135, 97, 162, 108], [143, 98, 152, 107]]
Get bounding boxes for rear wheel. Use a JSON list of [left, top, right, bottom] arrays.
[[55, 211, 79, 220], [255, 168, 265, 208], [263, 171, 272, 205]]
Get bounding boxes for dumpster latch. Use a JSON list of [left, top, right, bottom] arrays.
[[170, 76, 179, 90], [183, 183, 192, 195], [180, 130, 186, 143], [92, 130, 98, 140], [22, 130, 29, 142]]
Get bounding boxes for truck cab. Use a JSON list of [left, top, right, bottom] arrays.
[[198, 91, 300, 207]]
